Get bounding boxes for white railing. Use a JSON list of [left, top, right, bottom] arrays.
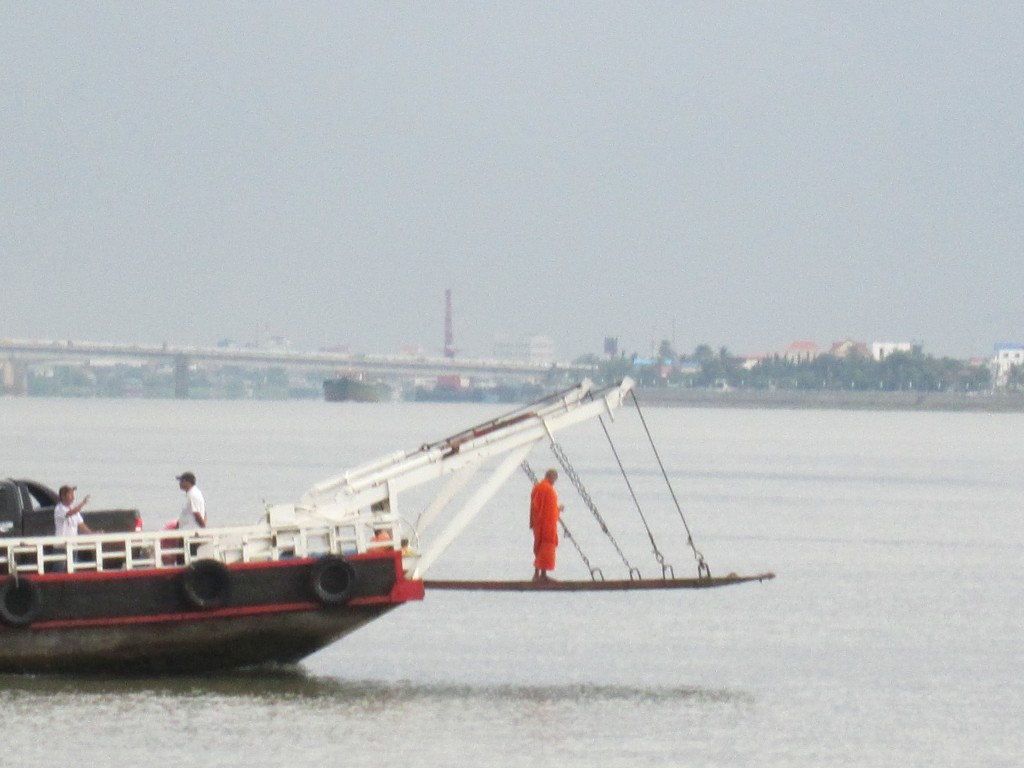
[[0, 515, 418, 577]]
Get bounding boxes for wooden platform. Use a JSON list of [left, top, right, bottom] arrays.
[[422, 572, 775, 592]]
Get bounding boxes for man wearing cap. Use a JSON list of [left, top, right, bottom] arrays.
[[176, 472, 206, 529], [54, 485, 92, 537]]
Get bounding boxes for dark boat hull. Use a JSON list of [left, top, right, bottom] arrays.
[[0, 552, 422, 674], [323, 377, 391, 402], [1, 605, 397, 674], [412, 384, 547, 404]]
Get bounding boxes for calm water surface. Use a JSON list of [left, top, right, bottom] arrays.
[[1, 398, 1021, 767]]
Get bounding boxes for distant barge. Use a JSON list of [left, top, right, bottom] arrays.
[[412, 375, 547, 404], [323, 376, 391, 403]]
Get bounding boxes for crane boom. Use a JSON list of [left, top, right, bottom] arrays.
[[297, 378, 635, 577]]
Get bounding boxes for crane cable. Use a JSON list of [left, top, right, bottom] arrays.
[[521, 460, 604, 581], [549, 442, 641, 580], [597, 414, 675, 579], [629, 390, 710, 578]]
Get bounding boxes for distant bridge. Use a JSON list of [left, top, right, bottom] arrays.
[[0, 338, 595, 397]]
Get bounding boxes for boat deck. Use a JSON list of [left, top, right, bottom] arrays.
[[423, 572, 775, 591], [0, 517, 409, 577]]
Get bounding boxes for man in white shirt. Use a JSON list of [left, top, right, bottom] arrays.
[[176, 472, 206, 528], [54, 484, 92, 537]]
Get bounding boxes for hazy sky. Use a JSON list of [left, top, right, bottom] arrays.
[[2, 3, 1022, 359]]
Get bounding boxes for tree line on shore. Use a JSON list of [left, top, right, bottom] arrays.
[[576, 342, 993, 392]]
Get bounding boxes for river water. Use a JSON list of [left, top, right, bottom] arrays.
[[1, 397, 1021, 767]]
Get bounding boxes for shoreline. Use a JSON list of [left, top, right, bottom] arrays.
[[632, 387, 1024, 413]]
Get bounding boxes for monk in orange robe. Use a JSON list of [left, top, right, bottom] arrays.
[[530, 469, 562, 581]]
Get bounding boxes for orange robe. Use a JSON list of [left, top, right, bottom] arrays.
[[530, 479, 560, 571]]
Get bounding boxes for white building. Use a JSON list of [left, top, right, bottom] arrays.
[[992, 343, 1024, 387], [492, 336, 555, 364], [871, 341, 914, 361]]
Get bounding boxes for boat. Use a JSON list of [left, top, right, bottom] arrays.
[[411, 374, 489, 402], [411, 375, 548, 404], [323, 375, 391, 402], [0, 378, 772, 674]]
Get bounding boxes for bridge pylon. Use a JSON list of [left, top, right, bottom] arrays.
[[2, 358, 27, 395], [174, 355, 190, 399]]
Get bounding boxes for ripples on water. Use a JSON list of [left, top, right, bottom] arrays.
[[2, 669, 743, 705], [2, 399, 1023, 766], [3, 669, 750, 767]]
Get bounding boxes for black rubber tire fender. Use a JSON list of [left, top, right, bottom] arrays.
[[179, 559, 231, 610], [310, 556, 357, 606], [0, 578, 43, 627]]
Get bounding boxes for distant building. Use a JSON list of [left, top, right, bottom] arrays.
[[741, 353, 771, 370], [785, 341, 820, 363], [677, 360, 701, 377], [259, 334, 291, 350], [992, 343, 1024, 387], [492, 336, 554, 364], [828, 339, 870, 359], [871, 341, 915, 361]]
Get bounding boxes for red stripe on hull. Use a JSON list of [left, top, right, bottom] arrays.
[[31, 601, 322, 630], [29, 583, 423, 631], [0, 553, 424, 673]]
